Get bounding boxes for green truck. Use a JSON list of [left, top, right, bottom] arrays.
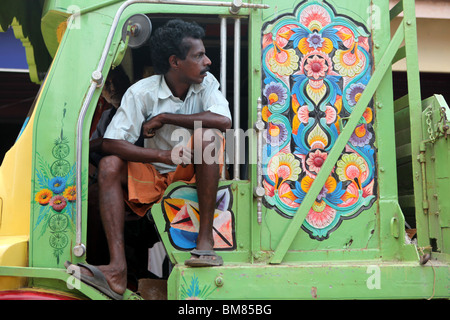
[[0, 0, 448, 300]]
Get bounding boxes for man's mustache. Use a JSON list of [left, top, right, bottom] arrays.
[[200, 67, 210, 75]]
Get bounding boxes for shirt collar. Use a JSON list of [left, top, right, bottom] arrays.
[[157, 75, 173, 99], [157, 73, 207, 100]]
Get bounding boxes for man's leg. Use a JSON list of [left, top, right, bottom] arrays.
[[81, 155, 128, 295], [187, 128, 223, 264], [87, 180, 109, 265]]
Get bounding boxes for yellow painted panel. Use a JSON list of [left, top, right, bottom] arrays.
[[0, 236, 28, 290], [0, 110, 34, 237]]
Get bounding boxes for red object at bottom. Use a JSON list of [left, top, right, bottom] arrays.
[[0, 290, 80, 300]]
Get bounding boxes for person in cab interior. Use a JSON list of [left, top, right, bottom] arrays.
[[66, 19, 232, 300]]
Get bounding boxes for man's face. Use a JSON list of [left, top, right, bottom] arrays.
[[177, 37, 211, 84], [101, 79, 120, 107]]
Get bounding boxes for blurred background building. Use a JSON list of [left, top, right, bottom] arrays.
[[390, 0, 450, 103]]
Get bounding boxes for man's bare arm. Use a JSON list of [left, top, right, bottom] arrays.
[[142, 111, 231, 138], [90, 137, 103, 153], [101, 138, 173, 164]]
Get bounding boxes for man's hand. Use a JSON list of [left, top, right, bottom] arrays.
[[142, 114, 164, 138], [143, 111, 231, 138], [170, 145, 193, 167]]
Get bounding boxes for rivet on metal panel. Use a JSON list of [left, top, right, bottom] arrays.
[[73, 243, 86, 257], [215, 276, 224, 287], [91, 70, 103, 87], [230, 0, 243, 14]]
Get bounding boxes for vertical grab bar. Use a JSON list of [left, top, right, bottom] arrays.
[[254, 98, 265, 224], [233, 17, 241, 180], [220, 17, 227, 180], [220, 17, 227, 97]]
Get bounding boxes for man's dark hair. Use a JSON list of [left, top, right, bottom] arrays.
[[108, 65, 131, 99], [149, 19, 205, 74]]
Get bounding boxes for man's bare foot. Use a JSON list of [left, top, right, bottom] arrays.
[[65, 261, 127, 297]]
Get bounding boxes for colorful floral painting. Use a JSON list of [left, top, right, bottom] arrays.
[[161, 185, 235, 251], [261, 1, 376, 240], [180, 274, 217, 300], [34, 121, 76, 263]]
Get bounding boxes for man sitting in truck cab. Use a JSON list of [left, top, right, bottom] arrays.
[[66, 19, 232, 300]]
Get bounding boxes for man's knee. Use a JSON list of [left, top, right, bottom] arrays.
[[98, 155, 127, 182], [193, 128, 223, 165]]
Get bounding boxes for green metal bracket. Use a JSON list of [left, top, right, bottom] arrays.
[[270, 12, 407, 265], [112, 24, 131, 68]]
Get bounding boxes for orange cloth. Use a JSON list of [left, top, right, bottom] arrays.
[[125, 132, 225, 217], [126, 162, 196, 217]]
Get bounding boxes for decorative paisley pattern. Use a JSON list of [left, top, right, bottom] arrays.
[[261, 1, 376, 240]]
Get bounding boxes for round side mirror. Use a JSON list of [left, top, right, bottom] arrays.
[[121, 14, 152, 49]]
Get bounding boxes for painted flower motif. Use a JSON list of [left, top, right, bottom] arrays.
[[180, 275, 216, 300], [304, 55, 328, 80], [262, 105, 272, 122], [333, 45, 365, 77], [362, 107, 373, 124], [49, 177, 66, 194], [35, 189, 53, 205], [263, 82, 287, 105], [293, 175, 345, 207], [307, 125, 329, 150], [297, 105, 310, 124], [306, 149, 328, 173], [49, 195, 67, 212], [349, 124, 372, 147], [275, 24, 299, 48], [336, 153, 367, 184], [296, 51, 339, 105], [300, 4, 331, 31], [306, 32, 325, 50], [278, 182, 299, 207], [290, 6, 339, 55], [300, 175, 336, 197], [63, 185, 76, 202], [306, 80, 327, 105], [346, 83, 365, 106], [298, 35, 334, 54], [266, 122, 288, 146], [306, 204, 336, 229], [325, 105, 337, 124], [293, 175, 340, 229], [269, 153, 302, 188], [335, 26, 355, 49], [268, 47, 299, 76]]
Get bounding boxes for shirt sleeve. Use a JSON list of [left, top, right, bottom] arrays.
[[202, 74, 232, 121], [103, 88, 149, 144]]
